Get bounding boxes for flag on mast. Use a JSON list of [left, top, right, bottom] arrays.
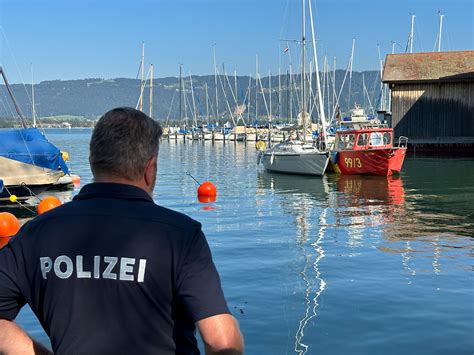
[[283, 46, 289, 53]]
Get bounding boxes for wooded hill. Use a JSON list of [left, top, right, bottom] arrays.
[[0, 70, 382, 126]]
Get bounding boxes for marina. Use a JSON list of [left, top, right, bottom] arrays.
[[0, 0, 472, 353], [10, 130, 474, 354]]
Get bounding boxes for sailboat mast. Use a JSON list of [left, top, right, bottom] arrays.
[[409, 15, 415, 53], [255, 55, 259, 125], [205, 83, 209, 125], [179, 64, 183, 126], [234, 70, 238, 101], [278, 68, 281, 120], [437, 12, 444, 52], [269, 71, 272, 121], [31, 64, 36, 128], [189, 73, 198, 128], [289, 65, 293, 123], [301, 0, 306, 143], [139, 42, 145, 112], [0, 67, 27, 128], [347, 38, 355, 111], [287, 70, 290, 122], [149, 64, 153, 118], [308, 0, 327, 147], [213, 46, 219, 124]]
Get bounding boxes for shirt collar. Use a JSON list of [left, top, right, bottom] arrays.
[[73, 182, 154, 203]]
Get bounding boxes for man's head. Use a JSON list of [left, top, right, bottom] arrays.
[[89, 107, 163, 194]]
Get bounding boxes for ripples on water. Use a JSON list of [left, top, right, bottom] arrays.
[[10, 130, 474, 354]]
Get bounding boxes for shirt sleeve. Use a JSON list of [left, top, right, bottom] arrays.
[[0, 243, 26, 320], [176, 228, 230, 322]]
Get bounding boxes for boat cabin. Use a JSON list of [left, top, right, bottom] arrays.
[[335, 128, 393, 151]]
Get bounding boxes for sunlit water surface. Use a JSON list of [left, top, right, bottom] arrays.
[[10, 129, 474, 354]]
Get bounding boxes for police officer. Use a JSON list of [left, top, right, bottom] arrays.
[[0, 107, 243, 354]]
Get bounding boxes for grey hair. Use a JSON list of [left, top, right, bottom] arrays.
[[89, 107, 163, 180]]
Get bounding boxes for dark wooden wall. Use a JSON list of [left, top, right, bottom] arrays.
[[390, 82, 474, 139]]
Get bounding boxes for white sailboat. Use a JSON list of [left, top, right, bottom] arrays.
[[259, 0, 328, 176]]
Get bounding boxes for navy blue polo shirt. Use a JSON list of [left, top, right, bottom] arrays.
[[0, 183, 229, 354]]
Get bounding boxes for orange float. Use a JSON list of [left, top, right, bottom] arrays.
[[197, 181, 217, 198], [198, 195, 217, 203], [37, 196, 63, 215], [0, 212, 20, 238]]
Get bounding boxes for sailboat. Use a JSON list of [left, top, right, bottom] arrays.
[[0, 67, 69, 202], [259, 0, 329, 176]]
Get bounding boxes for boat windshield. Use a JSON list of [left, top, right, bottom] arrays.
[[336, 133, 355, 150], [357, 133, 369, 147], [369, 132, 384, 147]]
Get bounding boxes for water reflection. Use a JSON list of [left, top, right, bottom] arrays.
[[331, 173, 472, 276], [257, 172, 328, 354]]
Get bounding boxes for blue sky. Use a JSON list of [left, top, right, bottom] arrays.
[[0, 0, 472, 83]]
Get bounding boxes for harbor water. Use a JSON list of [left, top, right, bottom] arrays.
[[13, 129, 474, 354]]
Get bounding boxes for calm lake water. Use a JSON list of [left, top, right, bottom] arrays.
[[11, 129, 474, 354]]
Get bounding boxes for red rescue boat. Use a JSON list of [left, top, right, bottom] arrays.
[[332, 108, 408, 176]]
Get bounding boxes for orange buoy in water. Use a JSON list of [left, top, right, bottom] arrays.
[[71, 174, 81, 187], [37, 196, 62, 215], [0, 212, 20, 238], [197, 181, 217, 198], [198, 195, 217, 203]]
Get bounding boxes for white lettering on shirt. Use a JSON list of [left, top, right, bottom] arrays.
[[76, 256, 91, 278], [120, 258, 135, 281], [93, 255, 100, 279], [137, 259, 147, 283], [103, 256, 118, 280], [39, 256, 147, 282], [53, 255, 74, 279], [40, 257, 52, 279]]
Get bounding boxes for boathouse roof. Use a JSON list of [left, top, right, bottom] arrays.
[[382, 50, 474, 84]]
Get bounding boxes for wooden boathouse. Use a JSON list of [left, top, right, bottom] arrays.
[[382, 51, 474, 154]]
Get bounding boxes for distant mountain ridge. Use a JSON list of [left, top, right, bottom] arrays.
[[0, 70, 382, 124]]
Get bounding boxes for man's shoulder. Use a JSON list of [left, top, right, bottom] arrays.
[[147, 203, 202, 233]]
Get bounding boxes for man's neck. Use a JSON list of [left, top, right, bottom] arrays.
[[93, 175, 151, 196]]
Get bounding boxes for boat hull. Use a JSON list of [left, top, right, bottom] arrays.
[[335, 148, 407, 176], [0, 156, 62, 201], [262, 152, 329, 176]]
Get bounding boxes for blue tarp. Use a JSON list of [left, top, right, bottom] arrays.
[[0, 128, 69, 174]]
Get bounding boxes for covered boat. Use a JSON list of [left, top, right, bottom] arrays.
[[0, 66, 69, 202], [0, 128, 69, 201]]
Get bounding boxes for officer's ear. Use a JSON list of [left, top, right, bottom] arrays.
[[144, 156, 158, 189]]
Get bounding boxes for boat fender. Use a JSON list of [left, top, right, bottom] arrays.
[[255, 140, 266, 151], [270, 153, 274, 165], [61, 151, 69, 162]]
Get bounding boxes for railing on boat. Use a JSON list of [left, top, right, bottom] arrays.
[[398, 136, 408, 148]]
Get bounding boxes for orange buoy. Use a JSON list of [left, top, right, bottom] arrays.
[[197, 181, 217, 198], [0, 237, 10, 249], [37, 196, 62, 215], [198, 195, 217, 203], [0, 212, 20, 238]]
